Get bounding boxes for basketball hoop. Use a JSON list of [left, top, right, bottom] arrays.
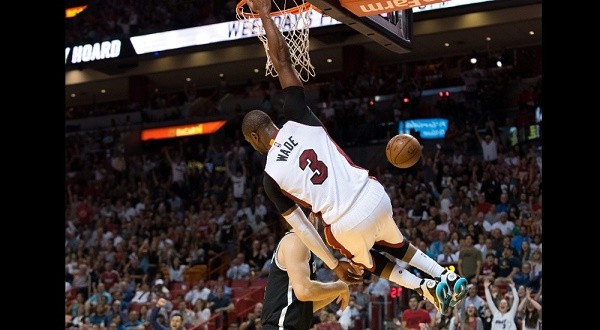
[[235, 0, 318, 82]]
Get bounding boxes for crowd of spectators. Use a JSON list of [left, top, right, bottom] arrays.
[[65, 0, 237, 46], [65, 73, 542, 330]]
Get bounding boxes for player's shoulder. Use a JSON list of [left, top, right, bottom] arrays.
[[280, 232, 309, 254], [281, 231, 303, 245]]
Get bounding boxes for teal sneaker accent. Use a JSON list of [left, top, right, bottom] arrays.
[[435, 281, 452, 316]]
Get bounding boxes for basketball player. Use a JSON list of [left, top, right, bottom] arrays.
[[242, 0, 467, 315], [261, 213, 350, 329]]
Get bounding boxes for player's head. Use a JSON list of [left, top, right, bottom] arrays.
[[242, 110, 278, 154]]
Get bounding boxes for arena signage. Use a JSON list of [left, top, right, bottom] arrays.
[[129, 11, 340, 55], [412, 0, 493, 13], [64, 0, 492, 65], [340, 0, 447, 17], [140, 120, 227, 141], [398, 118, 449, 139], [65, 39, 123, 64]]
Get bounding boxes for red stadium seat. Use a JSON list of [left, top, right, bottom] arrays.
[[249, 278, 267, 288], [231, 287, 246, 298], [230, 279, 249, 288], [249, 286, 265, 302], [169, 282, 185, 291]]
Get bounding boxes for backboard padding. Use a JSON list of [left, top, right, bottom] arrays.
[[308, 0, 413, 54]]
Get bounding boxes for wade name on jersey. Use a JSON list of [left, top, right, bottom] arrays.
[[276, 136, 298, 161]]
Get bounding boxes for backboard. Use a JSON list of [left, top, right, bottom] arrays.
[[308, 0, 413, 54]]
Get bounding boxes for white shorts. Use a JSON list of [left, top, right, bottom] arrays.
[[323, 179, 404, 269]]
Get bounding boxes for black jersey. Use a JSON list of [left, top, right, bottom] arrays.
[[261, 232, 317, 330]]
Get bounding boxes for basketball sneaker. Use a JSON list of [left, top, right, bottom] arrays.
[[415, 279, 452, 316], [438, 270, 468, 308]]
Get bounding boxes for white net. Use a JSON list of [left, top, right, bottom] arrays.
[[236, 0, 316, 82]]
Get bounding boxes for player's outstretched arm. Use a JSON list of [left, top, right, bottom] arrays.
[[248, 0, 302, 89], [281, 233, 350, 312]]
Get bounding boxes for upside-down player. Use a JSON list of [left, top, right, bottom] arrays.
[[242, 0, 467, 315]]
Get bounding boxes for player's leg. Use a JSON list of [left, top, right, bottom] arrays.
[[368, 251, 452, 315], [325, 193, 466, 308], [373, 239, 468, 307], [372, 202, 467, 307], [324, 179, 467, 306]]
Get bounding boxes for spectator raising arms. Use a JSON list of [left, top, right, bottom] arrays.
[[483, 277, 519, 330], [150, 298, 185, 330], [517, 287, 542, 330], [474, 120, 499, 163]]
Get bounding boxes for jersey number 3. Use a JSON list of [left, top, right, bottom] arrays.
[[299, 149, 329, 185]]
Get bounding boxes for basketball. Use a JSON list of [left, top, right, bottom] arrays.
[[385, 134, 422, 168]]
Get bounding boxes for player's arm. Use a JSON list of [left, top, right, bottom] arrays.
[[249, 0, 302, 89], [249, 0, 322, 127], [263, 174, 339, 269], [280, 234, 350, 312], [264, 175, 362, 284]]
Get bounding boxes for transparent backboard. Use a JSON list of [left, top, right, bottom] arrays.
[[308, 0, 413, 54]]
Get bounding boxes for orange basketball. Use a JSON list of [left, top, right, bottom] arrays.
[[385, 134, 422, 168]]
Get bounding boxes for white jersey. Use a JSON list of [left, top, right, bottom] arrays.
[[485, 284, 519, 330], [265, 121, 370, 225]]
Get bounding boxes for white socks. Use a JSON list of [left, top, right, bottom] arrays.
[[406, 248, 446, 278], [387, 262, 424, 289]]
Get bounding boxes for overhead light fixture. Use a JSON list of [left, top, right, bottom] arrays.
[[469, 50, 477, 64]]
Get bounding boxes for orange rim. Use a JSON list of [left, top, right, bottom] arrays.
[[235, 0, 320, 18]]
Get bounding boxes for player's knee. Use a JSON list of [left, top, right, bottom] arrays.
[[394, 238, 411, 259]]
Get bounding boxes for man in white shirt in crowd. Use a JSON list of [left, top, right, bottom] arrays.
[[184, 279, 212, 306], [226, 253, 251, 280]]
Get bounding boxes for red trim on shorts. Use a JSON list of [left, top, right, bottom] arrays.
[[373, 240, 406, 249], [322, 223, 354, 261]]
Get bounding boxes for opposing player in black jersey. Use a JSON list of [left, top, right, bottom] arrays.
[[261, 213, 350, 330], [242, 0, 467, 316]]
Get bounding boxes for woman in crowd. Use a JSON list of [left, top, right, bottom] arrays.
[[483, 277, 519, 330], [517, 287, 542, 330]]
